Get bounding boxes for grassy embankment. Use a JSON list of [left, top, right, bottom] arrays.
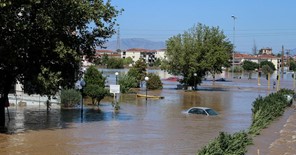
[[197, 89, 294, 155]]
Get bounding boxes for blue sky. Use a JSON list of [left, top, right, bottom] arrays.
[[110, 0, 296, 54]]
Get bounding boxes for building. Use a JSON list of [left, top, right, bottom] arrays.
[[233, 53, 279, 70], [259, 48, 273, 55], [121, 48, 166, 65]]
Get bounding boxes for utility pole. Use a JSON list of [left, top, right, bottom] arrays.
[[286, 49, 291, 70], [231, 15, 237, 78], [281, 45, 284, 78], [116, 27, 120, 52]]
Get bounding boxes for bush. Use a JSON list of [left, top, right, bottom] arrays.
[[198, 131, 252, 155], [198, 89, 294, 154], [147, 73, 163, 90], [118, 74, 138, 93], [60, 89, 81, 108], [249, 89, 294, 135]]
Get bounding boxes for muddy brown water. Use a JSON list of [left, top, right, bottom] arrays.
[[0, 78, 294, 155]]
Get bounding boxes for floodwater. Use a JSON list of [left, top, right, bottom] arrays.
[[0, 70, 295, 155]]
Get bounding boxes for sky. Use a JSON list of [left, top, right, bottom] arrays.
[[109, 0, 296, 54]]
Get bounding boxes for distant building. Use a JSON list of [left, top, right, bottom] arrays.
[[121, 48, 166, 65], [259, 48, 272, 55], [233, 53, 279, 70], [96, 49, 121, 59]]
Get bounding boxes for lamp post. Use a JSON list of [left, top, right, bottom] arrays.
[[144, 76, 149, 100], [115, 72, 119, 85], [231, 15, 237, 78], [193, 73, 197, 90], [80, 79, 86, 120]]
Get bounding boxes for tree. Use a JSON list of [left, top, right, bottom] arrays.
[[260, 61, 276, 71], [164, 23, 232, 88], [84, 84, 107, 105], [60, 89, 81, 108], [123, 57, 133, 66], [290, 60, 296, 71], [127, 58, 147, 87], [261, 65, 273, 80], [241, 60, 258, 79], [101, 54, 109, 67], [0, 1, 121, 128], [83, 66, 107, 105], [106, 57, 124, 69], [118, 74, 138, 93], [146, 73, 163, 90]]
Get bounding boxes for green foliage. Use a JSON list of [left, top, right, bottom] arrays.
[[232, 66, 243, 73], [106, 57, 124, 69], [60, 89, 81, 108], [261, 65, 273, 75], [84, 84, 107, 105], [146, 73, 163, 90], [123, 57, 133, 66], [289, 60, 296, 71], [84, 66, 106, 87], [242, 60, 258, 71], [260, 61, 276, 71], [0, 0, 121, 99], [249, 89, 294, 135], [127, 59, 147, 87], [152, 58, 162, 67], [118, 74, 138, 93], [198, 89, 294, 154], [198, 131, 252, 155], [164, 23, 232, 87], [84, 66, 107, 104], [101, 54, 109, 66]]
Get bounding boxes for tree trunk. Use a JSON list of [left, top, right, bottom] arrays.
[[0, 96, 5, 128], [0, 78, 13, 130]]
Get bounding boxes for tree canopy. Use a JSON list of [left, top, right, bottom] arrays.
[[127, 58, 147, 87], [0, 0, 121, 127], [83, 66, 107, 105], [242, 60, 258, 71], [260, 61, 276, 71], [163, 23, 232, 87]]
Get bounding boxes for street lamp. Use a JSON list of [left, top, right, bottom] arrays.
[[144, 76, 149, 100], [79, 79, 86, 120], [231, 15, 237, 78], [115, 72, 119, 85], [193, 73, 197, 90]]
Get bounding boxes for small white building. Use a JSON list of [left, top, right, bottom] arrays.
[[121, 48, 166, 65]]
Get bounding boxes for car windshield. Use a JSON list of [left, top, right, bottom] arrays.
[[205, 109, 218, 115]]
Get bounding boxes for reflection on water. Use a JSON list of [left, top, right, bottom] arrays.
[[1, 69, 295, 154]]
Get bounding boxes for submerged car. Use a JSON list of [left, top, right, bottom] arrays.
[[183, 107, 218, 116]]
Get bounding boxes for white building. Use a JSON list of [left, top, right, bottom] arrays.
[[121, 48, 166, 65]]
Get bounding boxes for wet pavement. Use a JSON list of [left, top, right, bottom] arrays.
[[0, 72, 296, 154]]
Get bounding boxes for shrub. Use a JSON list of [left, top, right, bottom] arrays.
[[60, 89, 81, 108], [118, 74, 138, 93], [249, 89, 294, 135], [197, 131, 252, 155], [146, 73, 163, 90]]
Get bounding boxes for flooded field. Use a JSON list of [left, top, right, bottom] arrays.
[[0, 70, 295, 155]]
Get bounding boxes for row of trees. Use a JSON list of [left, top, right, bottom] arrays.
[[61, 59, 163, 108], [241, 60, 276, 79]]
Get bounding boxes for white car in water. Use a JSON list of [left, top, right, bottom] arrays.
[[183, 107, 218, 116]]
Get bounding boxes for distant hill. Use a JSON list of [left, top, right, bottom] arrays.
[[103, 38, 166, 51]]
